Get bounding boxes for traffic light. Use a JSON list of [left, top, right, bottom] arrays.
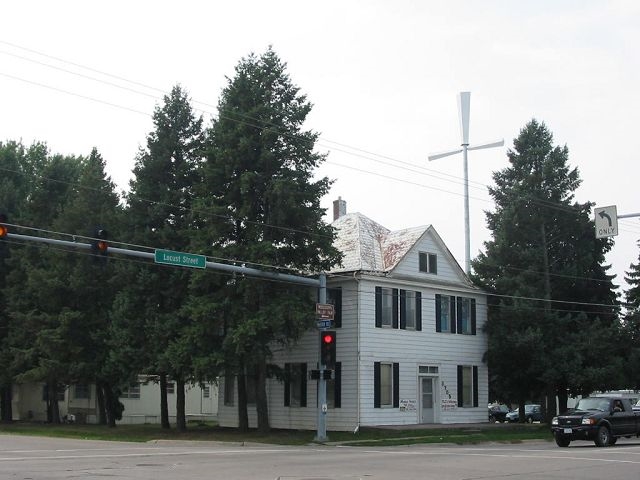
[[320, 331, 336, 369], [0, 213, 8, 239], [90, 227, 108, 263]]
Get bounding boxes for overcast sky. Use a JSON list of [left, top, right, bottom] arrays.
[[1, 0, 639, 294]]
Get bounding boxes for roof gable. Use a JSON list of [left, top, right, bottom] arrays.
[[331, 212, 471, 286]]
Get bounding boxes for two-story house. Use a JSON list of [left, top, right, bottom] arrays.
[[216, 200, 488, 430]]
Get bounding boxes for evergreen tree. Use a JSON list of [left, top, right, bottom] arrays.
[[5, 149, 83, 423], [473, 120, 619, 417], [622, 244, 640, 388], [119, 85, 204, 430], [195, 48, 341, 432]]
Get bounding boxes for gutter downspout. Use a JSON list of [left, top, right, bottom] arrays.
[[354, 271, 361, 433]]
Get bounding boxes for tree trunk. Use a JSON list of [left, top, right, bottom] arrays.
[[237, 372, 249, 432], [159, 373, 170, 429], [256, 359, 270, 433], [49, 382, 61, 424], [176, 377, 186, 432], [557, 388, 569, 415], [104, 385, 118, 427], [96, 381, 107, 425], [0, 384, 13, 422]]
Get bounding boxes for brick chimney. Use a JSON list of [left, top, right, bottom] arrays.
[[333, 196, 346, 221]]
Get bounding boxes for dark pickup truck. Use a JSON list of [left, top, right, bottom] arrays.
[[551, 397, 640, 447]]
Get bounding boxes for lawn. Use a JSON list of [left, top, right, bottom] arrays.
[[0, 421, 552, 446]]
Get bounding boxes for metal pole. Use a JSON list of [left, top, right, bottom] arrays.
[[315, 273, 328, 442], [462, 144, 471, 274]]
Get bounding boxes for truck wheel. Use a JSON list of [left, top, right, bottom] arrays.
[[609, 437, 618, 445], [555, 434, 570, 447], [594, 426, 611, 447]]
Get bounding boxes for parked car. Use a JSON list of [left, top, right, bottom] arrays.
[[488, 404, 510, 422], [506, 404, 543, 423]]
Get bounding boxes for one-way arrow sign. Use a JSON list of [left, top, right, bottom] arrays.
[[594, 205, 618, 238]]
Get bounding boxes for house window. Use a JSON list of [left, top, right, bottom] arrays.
[[121, 383, 141, 399], [456, 297, 476, 335], [166, 382, 175, 394], [375, 287, 398, 328], [400, 290, 422, 330], [203, 385, 210, 399], [284, 363, 307, 407], [224, 375, 234, 406], [457, 365, 479, 408], [74, 384, 90, 400], [374, 362, 399, 408], [419, 252, 437, 274], [419, 365, 439, 374], [435, 294, 455, 333], [42, 384, 65, 402]]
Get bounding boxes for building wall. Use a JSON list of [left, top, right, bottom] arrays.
[[11, 379, 217, 424]]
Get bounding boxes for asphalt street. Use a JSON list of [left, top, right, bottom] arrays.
[[1, 434, 639, 480]]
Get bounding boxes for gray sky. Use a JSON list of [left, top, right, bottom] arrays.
[[1, 0, 639, 294]]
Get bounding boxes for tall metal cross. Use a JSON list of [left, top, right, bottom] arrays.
[[428, 92, 503, 274]]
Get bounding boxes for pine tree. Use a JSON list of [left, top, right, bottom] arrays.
[[195, 48, 341, 432], [622, 244, 640, 388], [473, 120, 619, 416], [120, 85, 204, 431]]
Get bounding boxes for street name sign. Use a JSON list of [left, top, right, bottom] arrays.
[[594, 205, 618, 239], [154, 249, 206, 269], [316, 303, 334, 320], [316, 319, 333, 329]]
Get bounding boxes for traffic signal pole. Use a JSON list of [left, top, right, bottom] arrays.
[[4, 228, 330, 440], [315, 273, 328, 442]]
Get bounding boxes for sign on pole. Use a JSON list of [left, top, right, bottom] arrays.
[[316, 303, 334, 320], [594, 205, 618, 239], [154, 249, 206, 269]]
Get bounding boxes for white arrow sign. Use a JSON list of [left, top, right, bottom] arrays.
[[594, 205, 618, 238]]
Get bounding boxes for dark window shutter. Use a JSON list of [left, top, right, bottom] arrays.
[[399, 290, 407, 330], [471, 299, 476, 335], [472, 366, 479, 407], [456, 297, 463, 334], [393, 363, 400, 408], [392, 288, 399, 329], [457, 365, 463, 407], [450, 297, 457, 333], [284, 363, 291, 407], [333, 288, 342, 328], [415, 292, 422, 331], [435, 294, 441, 332], [375, 287, 382, 328], [374, 362, 381, 408], [429, 253, 437, 274], [334, 362, 342, 408], [300, 363, 307, 407]]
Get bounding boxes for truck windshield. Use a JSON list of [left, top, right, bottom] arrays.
[[575, 398, 610, 411]]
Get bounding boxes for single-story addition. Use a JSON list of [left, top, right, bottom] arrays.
[[10, 376, 217, 424], [217, 201, 488, 431]]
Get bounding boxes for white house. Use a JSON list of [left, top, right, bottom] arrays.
[[217, 201, 489, 431], [10, 376, 217, 424]]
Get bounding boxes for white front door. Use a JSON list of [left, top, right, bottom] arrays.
[[421, 377, 435, 423]]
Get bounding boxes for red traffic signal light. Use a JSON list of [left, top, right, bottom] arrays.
[[320, 331, 336, 369], [0, 214, 7, 238], [91, 227, 109, 263]]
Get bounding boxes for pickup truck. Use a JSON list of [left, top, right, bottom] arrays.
[[551, 397, 640, 447]]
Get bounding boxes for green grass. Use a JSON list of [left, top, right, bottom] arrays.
[[0, 421, 552, 446]]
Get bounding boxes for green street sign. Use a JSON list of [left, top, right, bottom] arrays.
[[154, 249, 206, 269]]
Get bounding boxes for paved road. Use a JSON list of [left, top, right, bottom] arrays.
[[1, 434, 640, 479]]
